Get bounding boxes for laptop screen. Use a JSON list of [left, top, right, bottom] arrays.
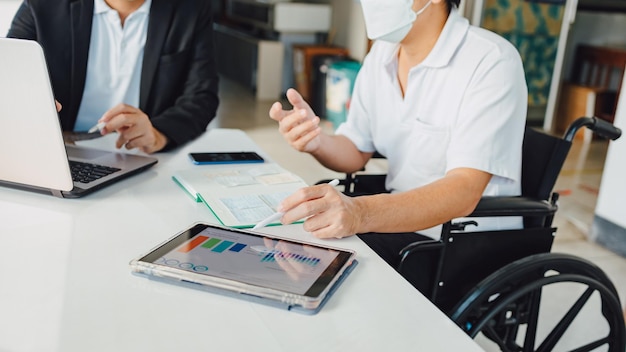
[[0, 38, 74, 191]]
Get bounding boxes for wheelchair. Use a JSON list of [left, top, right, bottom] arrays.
[[318, 117, 625, 351]]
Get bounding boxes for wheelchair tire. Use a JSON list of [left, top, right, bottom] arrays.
[[449, 253, 625, 352]]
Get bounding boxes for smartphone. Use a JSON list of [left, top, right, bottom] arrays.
[[188, 152, 264, 165]]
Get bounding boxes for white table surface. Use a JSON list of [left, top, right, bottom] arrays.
[[0, 128, 484, 352]]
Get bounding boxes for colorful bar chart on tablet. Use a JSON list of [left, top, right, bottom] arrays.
[[179, 236, 248, 254], [158, 228, 344, 295], [178, 235, 209, 253], [261, 250, 321, 267]]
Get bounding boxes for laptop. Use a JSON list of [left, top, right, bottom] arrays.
[[0, 38, 158, 198]]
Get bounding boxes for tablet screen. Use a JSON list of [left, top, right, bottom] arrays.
[[138, 224, 354, 298]]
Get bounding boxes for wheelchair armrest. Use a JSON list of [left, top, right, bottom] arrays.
[[398, 239, 444, 273], [468, 196, 557, 218]]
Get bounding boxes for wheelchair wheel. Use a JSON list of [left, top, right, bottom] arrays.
[[449, 253, 625, 352]]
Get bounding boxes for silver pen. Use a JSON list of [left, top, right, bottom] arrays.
[[87, 121, 106, 133]]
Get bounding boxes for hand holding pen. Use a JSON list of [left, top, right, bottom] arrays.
[[254, 178, 365, 240], [87, 121, 106, 134], [279, 177, 364, 239], [253, 179, 340, 229], [86, 104, 168, 153]]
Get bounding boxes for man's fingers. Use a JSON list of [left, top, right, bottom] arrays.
[[117, 134, 145, 150], [126, 135, 148, 150], [278, 109, 309, 134], [101, 103, 135, 122], [291, 127, 321, 151], [286, 88, 309, 111], [280, 185, 335, 224], [114, 124, 141, 149], [269, 102, 287, 122], [103, 114, 125, 133], [287, 115, 319, 137], [115, 135, 126, 149], [103, 109, 145, 133]]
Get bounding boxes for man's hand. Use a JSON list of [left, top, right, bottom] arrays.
[[269, 88, 322, 153], [99, 103, 168, 154], [278, 183, 363, 239]]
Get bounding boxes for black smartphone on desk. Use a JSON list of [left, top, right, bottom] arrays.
[[189, 152, 264, 165]]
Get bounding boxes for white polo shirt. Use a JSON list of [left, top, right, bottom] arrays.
[[336, 8, 528, 234], [74, 0, 151, 131]]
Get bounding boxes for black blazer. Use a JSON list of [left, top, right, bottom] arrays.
[[8, 0, 219, 149]]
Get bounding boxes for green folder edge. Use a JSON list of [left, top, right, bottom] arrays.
[[172, 176, 303, 229], [172, 175, 202, 202]]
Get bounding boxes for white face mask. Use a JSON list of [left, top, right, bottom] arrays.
[[360, 0, 432, 43]]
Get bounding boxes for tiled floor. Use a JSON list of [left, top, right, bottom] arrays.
[[213, 77, 626, 349]]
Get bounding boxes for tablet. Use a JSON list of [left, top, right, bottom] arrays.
[[130, 223, 357, 314]]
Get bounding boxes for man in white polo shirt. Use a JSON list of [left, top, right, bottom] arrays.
[[269, 0, 527, 292], [8, 0, 219, 153]]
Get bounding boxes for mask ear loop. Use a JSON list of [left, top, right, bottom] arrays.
[[414, 0, 432, 16]]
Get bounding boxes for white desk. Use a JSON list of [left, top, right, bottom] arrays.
[[0, 129, 484, 352]]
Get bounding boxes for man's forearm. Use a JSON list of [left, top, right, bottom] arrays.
[[353, 168, 491, 234], [310, 134, 371, 173]]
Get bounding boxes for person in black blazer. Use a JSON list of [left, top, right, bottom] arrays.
[[7, 0, 219, 153]]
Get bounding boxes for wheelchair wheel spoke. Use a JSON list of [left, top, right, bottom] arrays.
[[537, 287, 594, 352], [484, 324, 520, 352], [522, 290, 542, 352], [455, 257, 623, 352], [568, 337, 610, 352]]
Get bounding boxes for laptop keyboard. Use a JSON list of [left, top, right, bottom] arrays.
[[69, 160, 121, 184]]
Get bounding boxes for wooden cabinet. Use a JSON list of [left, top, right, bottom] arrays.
[[555, 44, 626, 137]]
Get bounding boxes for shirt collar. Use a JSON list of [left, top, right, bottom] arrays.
[[134, 0, 152, 16], [93, 0, 113, 14], [421, 7, 469, 68], [382, 45, 399, 83], [382, 7, 470, 74], [93, 0, 152, 16]]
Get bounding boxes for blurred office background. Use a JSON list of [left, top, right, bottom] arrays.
[[1, 0, 625, 349]]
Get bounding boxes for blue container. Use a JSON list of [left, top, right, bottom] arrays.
[[325, 60, 361, 129]]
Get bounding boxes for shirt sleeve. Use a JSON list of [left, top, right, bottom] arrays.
[[145, 0, 220, 150], [334, 50, 377, 153], [446, 43, 527, 183], [7, 2, 37, 40]]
